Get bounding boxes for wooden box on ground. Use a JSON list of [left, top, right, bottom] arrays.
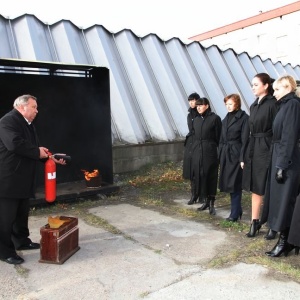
[[39, 216, 80, 264]]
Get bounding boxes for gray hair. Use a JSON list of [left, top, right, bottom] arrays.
[[13, 94, 37, 108]]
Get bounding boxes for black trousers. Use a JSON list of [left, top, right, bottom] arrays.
[[229, 190, 242, 219], [0, 198, 31, 258]]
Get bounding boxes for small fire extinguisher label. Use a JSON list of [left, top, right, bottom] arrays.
[[47, 172, 56, 180]]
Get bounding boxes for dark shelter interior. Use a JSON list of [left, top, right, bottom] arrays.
[[0, 59, 118, 204]]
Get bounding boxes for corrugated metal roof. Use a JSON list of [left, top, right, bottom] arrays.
[[0, 14, 299, 145]]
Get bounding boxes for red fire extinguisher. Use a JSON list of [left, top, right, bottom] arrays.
[[45, 153, 56, 202]]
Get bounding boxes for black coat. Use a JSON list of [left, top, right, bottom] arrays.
[[242, 94, 277, 195], [261, 93, 300, 232], [191, 111, 222, 198], [0, 109, 40, 198], [182, 107, 198, 180], [289, 194, 300, 247], [218, 110, 249, 193]]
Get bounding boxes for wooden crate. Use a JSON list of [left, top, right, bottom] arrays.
[[39, 216, 80, 264]]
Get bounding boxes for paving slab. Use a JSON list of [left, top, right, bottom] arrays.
[[89, 204, 227, 264], [146, 263, 300, 299]]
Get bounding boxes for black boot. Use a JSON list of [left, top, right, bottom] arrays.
[[265, 229, 290, 257], [208, 196, 216, 215], [284, 244, 300, 257], [197, 198, 209, 211], [264, 229, 277, 240], [188, 180, 198, 205], [198, 197, 204, 204], [246, 219, 261, 238]]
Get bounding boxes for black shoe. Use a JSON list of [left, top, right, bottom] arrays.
[[208, 197, 216, 215], [1, 255, 24, 265], [17, 242, 40, 250], [187, 198, 197, 205], [197, 199, 210, 211], [264, 229, 277, 240], [209, 205, 216, 215], [226, 217, 238, 222], [198, 198, 204, 204], [226, 212, 242, 222], [188, 180, 198, 205], [246, 219, 261, 238], [265, 229, 289, 257]]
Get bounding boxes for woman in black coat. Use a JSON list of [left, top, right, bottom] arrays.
[[262, 75, 300, 257], [191, 97, 222, 215], [219, 94, 249, 221], [182, 93, 201, 205], [242, 73, 277, 238]]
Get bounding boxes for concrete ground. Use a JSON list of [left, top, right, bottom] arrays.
[[1, 199, 300, 300]]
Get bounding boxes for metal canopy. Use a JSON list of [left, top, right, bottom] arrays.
[[0, 58, 103, 77]]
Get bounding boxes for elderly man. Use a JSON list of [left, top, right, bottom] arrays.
[[0, 94, 65, 264]]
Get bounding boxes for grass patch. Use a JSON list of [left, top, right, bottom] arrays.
[[154, 249, 162, 254], [248, 256, 300, 281], [208, 249, 241, 268], [219, 219, 248, 232], [139, 291, 150, 298], [126, 161, 189, 192], [15, 265, 30, 277]]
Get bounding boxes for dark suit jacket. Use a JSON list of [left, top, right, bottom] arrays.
[[0, 109, 40, 198]]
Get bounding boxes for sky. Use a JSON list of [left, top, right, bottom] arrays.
[[0, 0, 297, 43]]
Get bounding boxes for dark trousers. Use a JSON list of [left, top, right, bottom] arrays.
[[0, 198, 31, 258], [229, 190, 242, 219]]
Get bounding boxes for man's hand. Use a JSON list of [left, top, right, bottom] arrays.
[[39, 147, 49, 159], [50, 154, 67, 165], [275, 168, 286, 184]]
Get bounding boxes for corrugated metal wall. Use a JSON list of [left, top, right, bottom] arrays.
[[1, 14, 300, 145]]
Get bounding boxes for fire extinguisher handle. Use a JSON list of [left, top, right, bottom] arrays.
[[53, 154, 71, 163]]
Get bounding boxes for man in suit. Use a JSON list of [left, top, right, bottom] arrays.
[[0, 94, 65, 264]]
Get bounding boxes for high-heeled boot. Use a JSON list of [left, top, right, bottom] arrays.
[[208, 196, 216, 215], [284, 244, 300, 257], [264, 229, 277, 240], [197, 198, 210, 211], [188, 180, 198, 205], [266, 228, 289, 257], [246, 219, 261, 238]]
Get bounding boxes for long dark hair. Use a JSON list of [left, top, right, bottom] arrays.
[[254, 73, 274, 95]]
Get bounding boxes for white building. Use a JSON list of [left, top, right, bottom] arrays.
[[189, 2, 300, 67]]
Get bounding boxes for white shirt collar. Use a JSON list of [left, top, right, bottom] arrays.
[[24, 117, 31, 125]]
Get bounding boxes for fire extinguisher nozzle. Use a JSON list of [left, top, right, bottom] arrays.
[[53, 154, 71, 163]]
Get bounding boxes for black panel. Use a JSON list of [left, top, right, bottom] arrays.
[[0, 68, 112, 187]]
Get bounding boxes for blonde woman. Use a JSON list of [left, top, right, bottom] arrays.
[[261, 75, 300, 257]]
